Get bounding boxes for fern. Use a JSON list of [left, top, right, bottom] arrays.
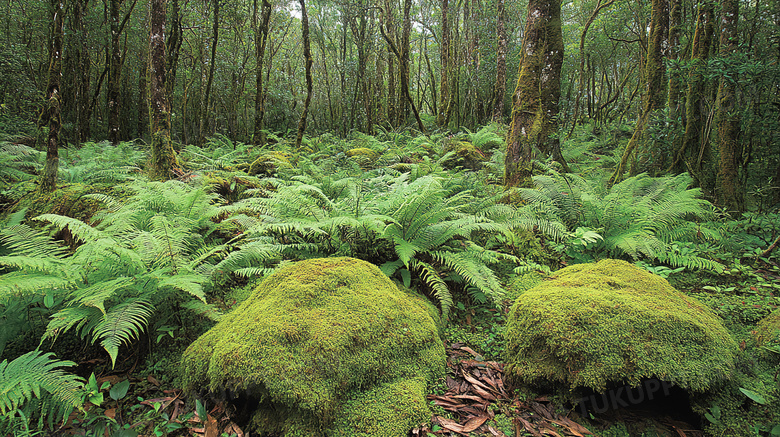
[[94, 299, 155, 367], [0, 350, 83, 430]]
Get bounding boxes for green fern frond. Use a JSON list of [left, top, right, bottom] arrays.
[[429, 248, 506, 305], [70, 277, 135, 314], [94, 299, 155, 368], [410, 259, 453, 318], [0, 350, 83, 421], [158, 275, 207, 302], [34, 214, 102, 244], [0, 273, 73, 297], [180, 300, 223, 321], [44, 306, 104, 342], [0, 224, 67, 258]]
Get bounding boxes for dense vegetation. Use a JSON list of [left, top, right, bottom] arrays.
[[0, 0, 779, 434]]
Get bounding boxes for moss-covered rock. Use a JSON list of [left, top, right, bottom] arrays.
[[181, 257, 445, 436], [755, 309, 780, 347], [247, 151, 292, 176], [504, 259, 737, 392], [441, 140, 487, 170]]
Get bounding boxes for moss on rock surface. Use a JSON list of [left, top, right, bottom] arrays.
[[505, 259, 737, 392], [181, 257, 445, 436], [755, 309, 780, 347]]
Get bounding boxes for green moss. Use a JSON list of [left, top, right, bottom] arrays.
[[755, 309, 780, 347], [248, 151, 292, 176], [441, 140, 486, 170], [504, 259, 737, 392], [17, 182, 128, 223], [181, 257, 445, 436]]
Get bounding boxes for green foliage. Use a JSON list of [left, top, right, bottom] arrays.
[[504, 260, 737, 392], [181, 257, 445, 436], [0, 350, 83, 434], [0, 180, 224, 367], [519, 170, 724, 272]]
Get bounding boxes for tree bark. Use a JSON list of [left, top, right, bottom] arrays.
[[74, 0, 91, 144], [437, 0, 451, 127], [295, 0, 313, 149], [715, 0, 743, 214], [253, 0, 272, 145], [504, 0, 566, 187], [490, 0, 507, 123], [149, 0, 177, 180], [198, 0, 219, 147], [39, 0, 65, 192], [611, 0, 669, 184], [107, 0, 137, 144], [671, 0, 715, 185]]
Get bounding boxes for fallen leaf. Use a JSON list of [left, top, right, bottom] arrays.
[[516, 417, 542, 437], [461, 415, 489, 432], [104, 408, 116, 420], [147, 375, 161, 386], [436, 416, 465, 434], [205, 415, 219, 437]]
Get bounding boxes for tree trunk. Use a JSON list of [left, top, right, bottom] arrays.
[[671, 0, 715, 185], [505, 0, 566, 187], [39, 0, 65, 192], [490, 0, 507, 123], [295, 0, 312, 149], [74, 0, 91, 144], [611, 0, 669, 184], [715, 0, 743, 214], [108, 0, 121, 144], [253, 0, 271, 145], [198, 0, 219, 147], [666, 0, 682, 119], [437, 0, 451, 127], [137, 4, 148, 139], [149, 0, 177, 180], [166, 0, 182, 116]]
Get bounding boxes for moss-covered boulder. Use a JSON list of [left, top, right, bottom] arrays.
[[755, 309, 780, 347], [181, 257, 445, 436], [505, 259, 737, 392]]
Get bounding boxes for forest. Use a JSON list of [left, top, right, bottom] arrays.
[[0, 0, 779, 434]]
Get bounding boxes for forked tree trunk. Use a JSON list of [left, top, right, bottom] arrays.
[[39, 0, 65, 192], [611, 0, 668, 184], [504, 0, 566, 187]]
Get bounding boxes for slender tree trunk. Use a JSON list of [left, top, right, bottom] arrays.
[[505, 0, 566, 187], [666, 0, 682, 119], [253, 0, 271, 145], [149, 0, 177, 180], [108, 0, 121, 144], [166, 0, 182, 119], [39, 0, 65, 192], [437, 0, 451, 127], [671, 0, 715, 184], [490, 0, 507, 123], [137, 5, 148, 138], [74, 0, 91, 144], [198, 0, 219, 147], [611, 0, 669, 184], [380, 0, 426, 133], [715, 0, 743, 213], [295, 0, 312, 149]]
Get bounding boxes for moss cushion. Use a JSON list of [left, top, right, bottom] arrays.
[[180, 257, 445, 436], [755, 309, 780, 347], [504, 259, 737, 392]]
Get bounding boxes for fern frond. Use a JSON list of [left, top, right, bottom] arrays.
[[410, 259, 452, 318], [94, 299, 155, 368], [0, 273, 73, 297], [0, 350, 83, 421], [158, 275, 207, 302], [0, 224, 68, 258], [34, 214, 102, 244], [180, 300, 223, 321]]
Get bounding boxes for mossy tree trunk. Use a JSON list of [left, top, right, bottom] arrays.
[[198, 0, 219, 147], [294, 0, 312, 149], [253, 0, 272, 145], [39, 0, 64, 193], [165, 0, 182, 115], [504, 0, 566, 188], [715, 0, 743, 214], [436, 0, 454, 127], [148, 0, 178, 180], [666, 0, 682, 120], [108, 0, 137, 145], [671, 0, 715, 187], [136, 4, 148, 139], [611, 0, 669, 185], [490, 0, 507, 123], [73, 0, 91, 144]]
